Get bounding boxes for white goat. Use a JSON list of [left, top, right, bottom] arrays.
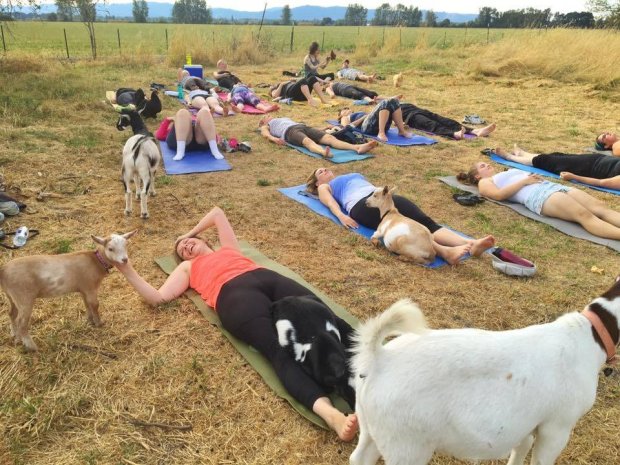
[[351, 279, 620, 465], [365, 186, 435, 265], [0, 231, 136, 351], [122, 133, 161, 219]]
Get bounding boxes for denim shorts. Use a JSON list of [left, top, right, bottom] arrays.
[[523, 182, 570, 215]]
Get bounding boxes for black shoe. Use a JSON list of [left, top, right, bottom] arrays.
[[150, 82, 166, 91], [481, 148, 494, 156], [453, 193, 485, 206]]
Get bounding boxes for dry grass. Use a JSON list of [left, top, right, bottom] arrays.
[[0, 43, 619, 465]]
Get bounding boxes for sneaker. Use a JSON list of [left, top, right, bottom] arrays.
[[238, 141, 252, 153], [490, 247, 536, 277]]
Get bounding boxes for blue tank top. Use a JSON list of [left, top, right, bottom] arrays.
[[328, 173, 376, 213]]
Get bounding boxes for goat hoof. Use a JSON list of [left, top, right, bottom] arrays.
[[149, 191, 156, 197], [21, 338, 38, 352], [141, 212, 149, 219]]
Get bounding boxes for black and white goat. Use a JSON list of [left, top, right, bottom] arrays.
[[271, 295, 356, 409], [119, 110, 161, 219]]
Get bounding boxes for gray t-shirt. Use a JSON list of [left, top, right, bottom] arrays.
[[268, 118, 299, 139]]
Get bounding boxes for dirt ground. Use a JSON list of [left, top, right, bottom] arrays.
[[0, 54, 619, 465]]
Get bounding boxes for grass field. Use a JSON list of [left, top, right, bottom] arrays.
[[0, 25, 620, 465]]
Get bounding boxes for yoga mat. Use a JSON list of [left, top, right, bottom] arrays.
[[286, 143, 374, 164], [294, 99, 342, 107], [279, 185, 474, 268], [488, 152, 620, 196], [155, 241, 355, 430], [159, 141, 231, 175], [438, 176, 620, 253], [585, 147, 612, 156], [326, 120, 437, 146]]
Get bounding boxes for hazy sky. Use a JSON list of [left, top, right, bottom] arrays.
[[201, 1, 591, 14]]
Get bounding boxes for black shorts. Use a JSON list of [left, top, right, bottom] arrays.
[[284, 124, 326, 146], [165, 124, 209, 151]]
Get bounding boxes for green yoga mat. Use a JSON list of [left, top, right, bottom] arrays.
[[155, 241, 357, 429]]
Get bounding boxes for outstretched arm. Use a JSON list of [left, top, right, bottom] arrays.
[[115, 260, 190, 307], [176, 207, 239, 250], [560, 172, 620, 190], [317, 184, 359, 229], [261, 125, 286, 145]]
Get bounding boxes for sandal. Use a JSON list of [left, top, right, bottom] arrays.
[[480, 148, 494, 156]]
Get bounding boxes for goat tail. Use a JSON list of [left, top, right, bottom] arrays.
[[351, 299, 428, 377]]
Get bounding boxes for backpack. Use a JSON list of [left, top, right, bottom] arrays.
[[331, 125, 368, 145]]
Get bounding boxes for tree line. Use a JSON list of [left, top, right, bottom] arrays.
[[2, 0, 620, 29]]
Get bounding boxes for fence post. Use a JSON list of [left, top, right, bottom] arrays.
[[464, 26, 468, 45], [358, 26, 360, 35], [443, 31, 446, 48], [487, 24, 490, 44], [1, 25, 5, 53], [165, 28, 168, 50], [212, 31, 215, 46], [321, 31, 325, 50], [63, 28, 70, 58], [117, 28, 121, 55], [399, 27, 402, 47], [382, 27, 385, 47], [290, 25, 294, 52]]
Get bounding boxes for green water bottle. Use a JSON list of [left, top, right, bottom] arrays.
[[177, 83, 183, 99]]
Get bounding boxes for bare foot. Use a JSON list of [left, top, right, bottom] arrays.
[[331, 413, 359, 442], [308, 99, 318, 107], [377, 133, 388, 142], [357, 139, 379, 154], [453, 128, 465, 140], [398, 131, 413, 138], [230, 103, 243, 113], [470, 235, 496, 257], [323, 147, 333, 158], [443, 244, 472, 265], [472, 123, 496, 137], [513, 143, 528, 157]]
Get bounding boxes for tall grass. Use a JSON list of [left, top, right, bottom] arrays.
[[468, 28, 620, 89]]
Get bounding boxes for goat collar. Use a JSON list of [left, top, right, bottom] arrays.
[[380, 208, 394, 222], [582, 309, 616, 364], [94, 250, 113, 273]]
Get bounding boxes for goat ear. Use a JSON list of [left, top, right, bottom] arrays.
[[122, 229, 138, 240], [382, 185, 389, 195], [91, 235, 106, 245]]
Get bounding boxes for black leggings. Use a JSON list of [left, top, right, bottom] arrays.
[[532, 153, 620, 179], [336, 84, 378, 101], [216, 268, 354, 410], [283, 76, 320, 101], [400, 104, 470, 139], [349, 194, 441, 233]]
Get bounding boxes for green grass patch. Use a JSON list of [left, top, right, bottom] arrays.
[[257, 179, 271, 187]]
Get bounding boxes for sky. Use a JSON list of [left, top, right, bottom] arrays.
[[200, 0, 592, 15]]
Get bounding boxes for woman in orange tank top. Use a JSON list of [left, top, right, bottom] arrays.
[[114, 207, 358, 442]]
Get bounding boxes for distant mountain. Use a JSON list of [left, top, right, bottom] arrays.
[[22, 3, 476, 24]]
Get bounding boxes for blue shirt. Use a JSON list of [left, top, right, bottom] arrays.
[[328, 173, 376, 213]]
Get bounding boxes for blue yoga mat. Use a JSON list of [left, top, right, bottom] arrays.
[[159, 141, 231, 175], [279, 185, 475, 268], [286, 143, 374, 164], [489, 153, 620, 196], [326, 120, 437, 146]]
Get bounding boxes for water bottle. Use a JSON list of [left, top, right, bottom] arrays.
[[177, 83, 184, 99], [13, 226, 29, 248], [186, 54, 192, 65], [281, 98, 292, 105]]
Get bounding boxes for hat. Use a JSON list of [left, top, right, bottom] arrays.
[[490, 248, 536, 277]]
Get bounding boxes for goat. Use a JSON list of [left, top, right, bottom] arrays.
[[119, 110, 162, 219], [365, 186, 435, 265], [0, 231, 137, 351], [350, 278, 620, 465]]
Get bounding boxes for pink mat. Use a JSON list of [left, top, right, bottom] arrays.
[[217, 92, 279, 114]]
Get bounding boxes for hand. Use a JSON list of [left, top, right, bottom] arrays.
[[275, 138, 286, 146], [175, 232, 192, 246], [560, 171, 575, 181], [114, 259, 132, 273], [522, 174, 544, 185], [339, 215, 359, 229]]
